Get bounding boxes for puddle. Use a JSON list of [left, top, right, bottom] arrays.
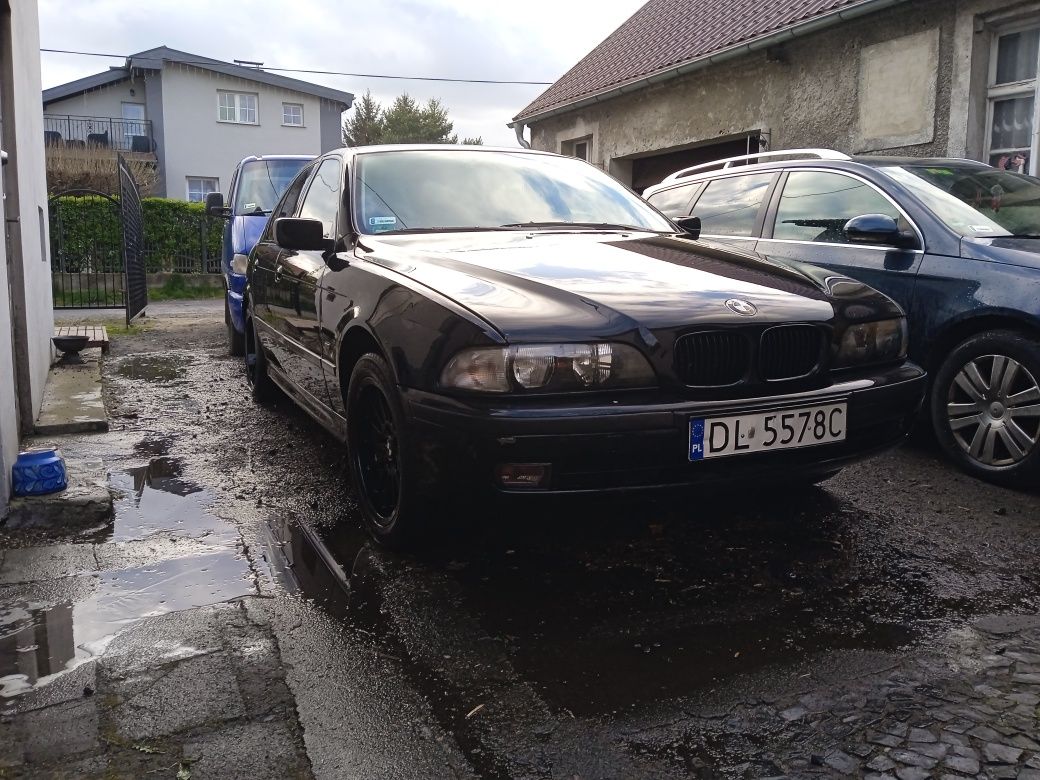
[[0, 458, 254, 697], [259, 490, 979, 718], [114, 354, 189, 383]]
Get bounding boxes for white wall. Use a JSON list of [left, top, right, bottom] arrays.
[[1, 0, 55, 515], [44, 77, 148, 123], [159, 64, 323, 199]]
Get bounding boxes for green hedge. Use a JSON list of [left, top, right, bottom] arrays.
[[48, 195, 223, 273]]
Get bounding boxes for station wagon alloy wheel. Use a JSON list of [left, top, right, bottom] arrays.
[[947, 354, 1040, 466], [932, 331, 1040, 487]]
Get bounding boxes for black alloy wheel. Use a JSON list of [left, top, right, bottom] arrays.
[[244, 315, 274, 402], [346, 353, 428, 548], [226, 295, 245, 357], [931, 330, 1040, 487]]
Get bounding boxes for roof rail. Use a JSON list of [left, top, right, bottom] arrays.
[[661, 148, 851, 184]]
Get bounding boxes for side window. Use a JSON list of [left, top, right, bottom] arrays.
[[690, 173, 775, 237], [297, 158, 343, 238], [646, 182, 699, 217], [273, 164, 314, 221], [773, 171, 902, 243]]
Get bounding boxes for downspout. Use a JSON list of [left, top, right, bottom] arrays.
[[513, 122, 530, 149]]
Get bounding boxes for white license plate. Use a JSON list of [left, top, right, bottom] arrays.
[[689, 402, 847, 461]]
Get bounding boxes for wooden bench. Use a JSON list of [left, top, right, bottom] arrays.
[[54, 325, 110, 354]]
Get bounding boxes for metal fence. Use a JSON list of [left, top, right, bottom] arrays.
[[142, 210, 220, 274], [118, 154, 147, 325], [44, 115, 155, 154]]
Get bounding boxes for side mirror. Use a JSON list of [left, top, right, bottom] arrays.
[[844, 214, 917, 249], [674, 215, 701, 240], [205, 191, 227, 217], [274, 217, 333, 252]]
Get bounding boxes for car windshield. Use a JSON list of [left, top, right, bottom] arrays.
[[883, 164, 1040, 237], [352, 149, 674, 235], [235, 159, 310, 216]]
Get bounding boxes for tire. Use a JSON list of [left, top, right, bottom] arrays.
[[930, 330, 1040, 488], [345, 353, 433, 548], [226, 295, 245, 357], [244, 315, 275, 402]]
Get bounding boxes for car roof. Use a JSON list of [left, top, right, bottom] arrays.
[[643, 153, 993, 197], [335, 144, 559, 160], [236, 154, 315, 166]]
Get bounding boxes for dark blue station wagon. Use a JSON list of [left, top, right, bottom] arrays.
[[644, 150, 1040, 487]]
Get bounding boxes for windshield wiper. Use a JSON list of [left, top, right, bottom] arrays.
[[499, 221, 662, 232]]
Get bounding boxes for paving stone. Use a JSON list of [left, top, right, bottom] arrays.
[[968, 725, 1001, 741], [863, 774, 897, 780], [1007, 692, 1040, 706], [1027, 755, 1040, 769], [1008, 732, 1040, 750], [18, 698, 98, 763], [895, 767, 930, 780], [981, 742, 1022, 764], [1011, 673, 1040, 684], [907, 741, 946, 760], [943, 754, 980, 774], [985, 766, 1017, 779], [869, 732, 903, 747], [884, 722, 910, 738], [183, 720, 305, 780], [908, 727, 937, 743], [108, 651, 244, 741], [823, 750, 860, 775], [780, 705, 808, 721], [866, 755, 897, 772], [889, 749, 938, 769], [1017, 770, 1040, 780], [939, 730, 968, 747], [951, 744, 978, 759]]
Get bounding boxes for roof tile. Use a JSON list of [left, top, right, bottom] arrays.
[[514, 0, 888, 122]]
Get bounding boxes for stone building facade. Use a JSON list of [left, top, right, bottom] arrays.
[[511, 0, 1040, 192]]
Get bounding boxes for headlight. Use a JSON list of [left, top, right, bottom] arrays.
[[834, 318, 907, 368], [440, 343, 656, 393], [231, 253, 250, 275]]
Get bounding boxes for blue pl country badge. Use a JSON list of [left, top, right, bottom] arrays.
[[689, 419, 705, 461]]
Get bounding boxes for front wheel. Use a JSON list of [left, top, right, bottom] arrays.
[[931, 330, 1040, 488], [244, 315, 275, 402], [226, 295, 244, 357], [345, 353, 433, 548]]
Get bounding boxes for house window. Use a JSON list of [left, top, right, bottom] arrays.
[[217, 91, 258, 124], [987, 27, 1040, 174], [186, 177, 219, 202], [282, 103, 304, 126], [562, 136, 592, 161]]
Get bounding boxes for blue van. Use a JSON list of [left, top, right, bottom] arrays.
[[207, 155, 313, 355]]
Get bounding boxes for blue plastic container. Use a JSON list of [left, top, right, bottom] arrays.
[[12, 448, 68, 496]]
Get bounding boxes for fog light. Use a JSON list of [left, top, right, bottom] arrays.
[[496, 463, 550, 488]]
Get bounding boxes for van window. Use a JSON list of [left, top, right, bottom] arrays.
[[691, 173, 774, 236], [645, 183, 698, 217], [234, 158, 311, 215], [773, 171, 901, 243]]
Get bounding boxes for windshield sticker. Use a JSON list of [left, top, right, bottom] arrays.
[[369, 216, 397, 232], [969, 225, 996, 232], [244, 203, 257, 212]]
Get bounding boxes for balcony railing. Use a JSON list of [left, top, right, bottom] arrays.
[[43, 115, 155, 154]]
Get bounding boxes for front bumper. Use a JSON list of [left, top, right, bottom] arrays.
[[404, 363, 926, 494]]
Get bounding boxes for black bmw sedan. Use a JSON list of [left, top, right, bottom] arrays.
[[244, 146, 925, 546]]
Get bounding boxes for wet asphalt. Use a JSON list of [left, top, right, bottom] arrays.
[[3, 300, 1040, 778]]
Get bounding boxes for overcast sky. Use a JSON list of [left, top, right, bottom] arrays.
[[38, 0, 645, 146]]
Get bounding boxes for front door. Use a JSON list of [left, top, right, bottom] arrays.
[[755, 170, 923, 312], [266, 157, 343, 407]]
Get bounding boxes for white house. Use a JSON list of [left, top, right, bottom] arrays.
[[42, 46, 353, 200], [1, 0, 56, 516]]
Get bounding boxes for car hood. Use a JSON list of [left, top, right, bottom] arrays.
[[356, 231, 898, 342], [231, 214, 269, 256], [961, 235, 1040, 271]]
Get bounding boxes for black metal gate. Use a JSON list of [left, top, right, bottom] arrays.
[[118, 154, 147, 324], [48, 156, 148, 325]]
